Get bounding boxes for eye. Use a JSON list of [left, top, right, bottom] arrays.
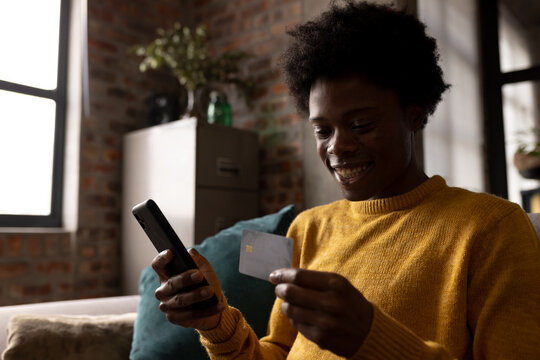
[[351, 119, 374, 133], [313, 126, 332, 139]]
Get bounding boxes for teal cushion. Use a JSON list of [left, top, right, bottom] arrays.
[[130, 205, 296, 360]]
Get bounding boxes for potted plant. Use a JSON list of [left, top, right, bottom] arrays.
[[132, 22, 254, 119], [513, 127, 540, 179]]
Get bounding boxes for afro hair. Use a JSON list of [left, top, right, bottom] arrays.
[[281, 0, 450, 127]]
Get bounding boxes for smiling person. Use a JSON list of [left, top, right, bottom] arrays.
[[151, 1, 540, 359]]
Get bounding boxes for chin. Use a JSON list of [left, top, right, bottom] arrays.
[[340, 188, 370, 202]]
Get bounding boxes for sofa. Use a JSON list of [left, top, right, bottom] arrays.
[[0, 205, 297, 359], [1, 211, 539, 359], [0, 295, 140, 356]]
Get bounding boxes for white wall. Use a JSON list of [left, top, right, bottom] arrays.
[[419, 0, 485, 193]]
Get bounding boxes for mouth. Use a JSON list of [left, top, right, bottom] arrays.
[[332, 162, 373, 184]]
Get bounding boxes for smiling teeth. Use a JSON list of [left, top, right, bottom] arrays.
[[335, 165, 369, 179]]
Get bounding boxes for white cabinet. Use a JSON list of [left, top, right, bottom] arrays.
[[121, 118, 259, 294]]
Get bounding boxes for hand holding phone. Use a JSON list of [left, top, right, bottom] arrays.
[[132, 199, 219, 310]]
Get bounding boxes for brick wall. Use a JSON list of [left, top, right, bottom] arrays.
[[0, 0, 305, 305], [75, 0, 186, 300], [0, 232, 72, 304], [192, 0, 304, 215]]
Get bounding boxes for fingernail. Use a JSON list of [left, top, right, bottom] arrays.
[[200, 288, 209, 297], [269, 271, 279, 282], [188, 248, 199, 256], [191, 271, 202, 281]]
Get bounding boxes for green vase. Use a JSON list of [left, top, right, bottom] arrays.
[[207, 91, 232, 126]]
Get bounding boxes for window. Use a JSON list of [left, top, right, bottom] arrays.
[[0, 0, 70, 227], [479, 0, 540, 201]]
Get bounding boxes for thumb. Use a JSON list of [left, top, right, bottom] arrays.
[[188, 248, 224, 299]]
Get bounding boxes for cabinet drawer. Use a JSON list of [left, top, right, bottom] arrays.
[[194, 188, 259, 244], [196, 125, 259, 190]]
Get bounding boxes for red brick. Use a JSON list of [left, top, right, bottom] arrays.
[[278, 175, 294, 188], [272, 82, 289, 95], [81, 177, 97, 190], [27, 236, 43, 257], [11, 284, 52, 297], [278, 192, 289, 204], [104, 149, 120, 162], [107, 180, 121, 192], [36, 261, 72, 274], [79, 260, 103, 274], [79, 245, 97, 258], [44, 235, 59, 256], [82, 162, 116, 174], [0, 263, 28, 278], [88, 37, 118, 53], [88, 6, 115, 22], [104, 135, 117, 146], [79, 260, 114, 275], [157, 4, 181, 18], [59, 283, 73, 294], [100, 243, 118, 257], [82, 146, 99, 160], [106, 87, 135, 101], [59, 234, 72, 255], [86, 194, 117, 208], [8, 236, 23, 257], [193, 0, 212, 8], [105, 212, 121, 224]]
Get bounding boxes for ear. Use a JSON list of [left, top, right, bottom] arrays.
[[405, 104, 425, 132]]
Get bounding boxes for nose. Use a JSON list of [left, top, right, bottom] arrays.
[[327, 129, 358, 156]]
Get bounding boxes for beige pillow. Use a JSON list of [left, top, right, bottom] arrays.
[[2, 313, 137, 360]]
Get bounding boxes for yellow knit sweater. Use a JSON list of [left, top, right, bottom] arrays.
[[200, 176, 540, 359]]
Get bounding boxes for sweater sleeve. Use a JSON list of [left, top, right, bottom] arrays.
[[351, 306, 454, 360], [466, 207, 540, 358], [197, 220, 303, 359], [198, 297, 296, 360], [352, 206, 540, 360]]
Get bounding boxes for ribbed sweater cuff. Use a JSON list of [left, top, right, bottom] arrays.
[[351, 306, 434, 359], [198, 305, 245, 353]]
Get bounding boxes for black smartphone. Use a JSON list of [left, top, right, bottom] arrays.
[[132, 199, 218, 309]]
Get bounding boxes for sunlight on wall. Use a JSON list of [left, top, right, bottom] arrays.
[[419, 0, 485, 193]]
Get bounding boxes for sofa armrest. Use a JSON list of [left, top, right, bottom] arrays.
[[0, 295, 140, 354]]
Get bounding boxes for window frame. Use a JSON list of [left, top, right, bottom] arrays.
[[0, 0, 70, 227], [479, 0, 540, 199]]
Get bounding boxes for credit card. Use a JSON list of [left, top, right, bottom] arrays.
[[239, 229, 293, 282]]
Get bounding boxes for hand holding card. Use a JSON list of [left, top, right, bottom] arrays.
[[239, 229, 294, 281]]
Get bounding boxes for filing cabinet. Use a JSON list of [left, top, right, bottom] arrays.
[[121, 118, 259, 294]]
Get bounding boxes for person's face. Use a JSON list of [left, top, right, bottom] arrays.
[[309, 73, 425, 201]]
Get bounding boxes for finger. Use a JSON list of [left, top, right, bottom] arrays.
[[270, 268, 348, 293], [155, 269, 204, 300], [189, 248, 214, 278], [188, 248, 222, 295], [281, 301, 340, 332], [159, 285, 216, 311], [152, 250, 173, 282], [275, 283, 341, 314], [164, 303, 225, 326]]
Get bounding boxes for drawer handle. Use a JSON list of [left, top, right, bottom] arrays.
[[217, 158, 240, 177]]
